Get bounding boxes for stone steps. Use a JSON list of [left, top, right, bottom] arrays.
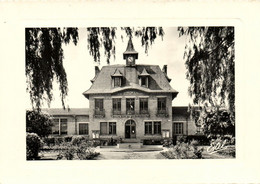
[[117, 142, 143, 149]]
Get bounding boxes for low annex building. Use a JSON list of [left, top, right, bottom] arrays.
[[43, 38, 200, 141]]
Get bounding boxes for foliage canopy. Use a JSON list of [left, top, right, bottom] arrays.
[[178, 27, 235, 122]]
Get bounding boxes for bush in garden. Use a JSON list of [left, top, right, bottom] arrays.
[[163, 139, 173, 147], [26, 133, 43, 160], [63, 146, 75, 160], [71, 136, 88, 146], [56, 141, 100, 160], [26, 110, 53, 138], [161, 141, 204, 159], [43, 137, 55, 147], [64, 136, 73, 142]]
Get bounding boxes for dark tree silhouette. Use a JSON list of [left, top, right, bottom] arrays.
[[178, 27, 235, 136]]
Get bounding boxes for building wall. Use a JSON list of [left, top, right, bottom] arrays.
[[172, 113, 197, 136], [89, 90, 173, 139], [52, 115, 89, 136]]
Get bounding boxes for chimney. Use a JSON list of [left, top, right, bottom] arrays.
[[162, 65, 167, 74], [95, 66, 100, 76]]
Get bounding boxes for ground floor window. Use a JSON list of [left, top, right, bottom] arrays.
[[109, 122, 116, 135], [100, 122, 107, 135], [100, 122, 117, 135], [173, 122, 183, 135], [154, 121, 161, 134], [145, 122, 152, 134], [144, 121, 161, 135], [79, 123, 89, 135], [52, 118, 68, 135]]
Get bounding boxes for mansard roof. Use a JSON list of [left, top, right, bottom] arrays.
[[83, 64, 178, 99]]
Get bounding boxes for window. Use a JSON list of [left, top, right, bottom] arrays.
[[52, 119, 60, 134], [157, 97, 167, 114], [145, 122, 152, 134], [126, 98, 135, 114], [95, 99, 103, 111], [60, 119, 68, 135], [154, 121, 161, 134], [100, 122, 107, 135], [109, 122, 116, 135], [173, 122, 183, 135], [100, 122, 116, 135], [140, 98, 148, 114], [52, 118, 67, 135], [141, 77, 148, 87], [144, 121, 161, 135], [95, 99, 104, 116], [114, 77, 121, 87], [79, 123, 89, 135], [113, 98, 121, 115]]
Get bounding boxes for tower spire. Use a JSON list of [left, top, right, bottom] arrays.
[[123, 37, 138, 62]]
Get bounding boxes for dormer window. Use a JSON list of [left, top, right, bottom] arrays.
[[139, 68, 150, 88], [114, 77, 121, 87], [111, 68, 123, 88], [140, 76, 148, 87]]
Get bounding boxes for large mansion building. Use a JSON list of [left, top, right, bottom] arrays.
[[43, 38, 200, 141]]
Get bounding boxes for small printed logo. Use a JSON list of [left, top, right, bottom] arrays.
[[207, 139, 227, 154]]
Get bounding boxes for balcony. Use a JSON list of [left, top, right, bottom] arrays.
[[112, 110, 122, 115], [156, 108, 168, 117], [126, 109, 135, 115], [140, 109, 149, 115], [94, 109, 105, 118]]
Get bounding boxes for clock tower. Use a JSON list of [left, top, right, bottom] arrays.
[[123, 37, 138, 66]]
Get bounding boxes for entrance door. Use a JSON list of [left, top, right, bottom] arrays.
[[125, 120, 136, 139]]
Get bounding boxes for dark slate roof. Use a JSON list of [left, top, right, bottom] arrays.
[[42, 108, 89, 116], [123, 37, 138, 55], [83, 64, 178, 98]]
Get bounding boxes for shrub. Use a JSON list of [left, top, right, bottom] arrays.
[[63, 146, 75, 160], [26, 110, 52, 138], [186, 135, 210, 145], [54, 137, 64, 145], [56, 141, 100, 160], [43, 137, 55, 147], [161, 141, 204, 159], [163, 139, 173, 147], [26, 133, 43, 160], [71, 136, 88, 146]]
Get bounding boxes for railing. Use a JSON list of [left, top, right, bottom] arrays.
[[94, 109, 105, 117], [126, 110, 135, 115], [112, 110, 122, 115], [139, 109, 149, 115], [156, 108, 168, 117]]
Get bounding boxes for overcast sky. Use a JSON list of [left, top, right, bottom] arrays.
[[26, 27, 192, 109]]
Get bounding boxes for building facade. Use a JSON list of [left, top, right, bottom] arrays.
[[44, 39, 200, 141]]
